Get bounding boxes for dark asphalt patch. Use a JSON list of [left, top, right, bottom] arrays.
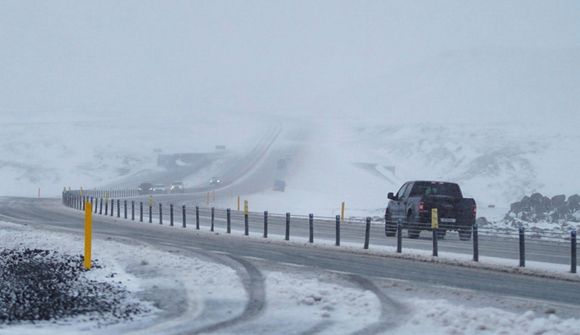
[[0, 248, 148, 325]]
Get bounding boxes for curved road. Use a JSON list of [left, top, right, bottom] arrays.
[[1, 197, 580, 333]]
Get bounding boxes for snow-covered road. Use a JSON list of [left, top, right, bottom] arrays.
[[1, 197, 580, 334]]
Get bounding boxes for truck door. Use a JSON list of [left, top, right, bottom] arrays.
[[392, 182, 410, 222]]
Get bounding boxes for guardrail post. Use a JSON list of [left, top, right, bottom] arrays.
[[210, 207, 215, 232], [182, 205, 186, 228], [99, 198, 103, 215], [519, 227, 525, 267], [124, 200, 127, 219], [170, 204, 174, 226], [285, 213, 290, 241], [131, 201, 135, 221], [309, 214, 314, 243], [244, 212, 249, 236], [226, 208, 231, 233], [117, 199, 120, 218], [139, 202, 143, 222], [572, 230, 577, 274], [364, 217, 371, 249], [335, 215, 340, 246], [432, 229, 438, 257], [473, 224, 479, 262], [159, 203, 163, 225], [105, 199, 108, 215], [195, 206, 200, 230], [149, 204, 152, 223], [110, 199, 114, 217], [397, 220, 402, 253], [263, 211, 268, 238]]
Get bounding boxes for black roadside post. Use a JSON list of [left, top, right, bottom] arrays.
[[335, 215, 341, 246], [99, 198, 103, 215], [473, 224, 479, 262], [139, 202, 143, 222], [82, 196, 85, 211], [432, 229, 438, 257], [182, 205, 186, 228], [195, 206, 200, 230], [309, 214, 314, 243], [397, 220, 403, 253], [95, 198, 99, 214], [263, 211, 268, 238], [285, 213, 290, 241], [124, 200, 127, 219], [131, 201, 135, 221], [117, 199, 120, 218], [572, 230, 577, 274], [170, 204, 174, 227], [226, 208, 231, 233], [364, 217, 371, 249], [159, 203, 163, 225], [210, 207, 215, 232], [105, 199, 108, 215], [110, 199, 114, 217], [519, 227, 525, 267], [244, 212, 249, 236], [149, 204, 152, 223]]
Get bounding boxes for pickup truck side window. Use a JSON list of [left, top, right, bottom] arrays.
[[402, 182, 414, 199], [395, 183, 408, 199]]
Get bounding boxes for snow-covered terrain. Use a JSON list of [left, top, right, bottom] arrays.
[[2, 116, 580, 226], [2, 219, 580, 334]]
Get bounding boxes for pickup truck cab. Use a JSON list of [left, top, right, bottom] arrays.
[[385, 181, 476, 240]]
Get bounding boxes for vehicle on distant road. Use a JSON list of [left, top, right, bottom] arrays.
[[273, 179, 286, 192], [151, 184, 167, 194], [385, 181, 476, 240], [209, 177, 222, 185], [138, 182, 153, 195], [170, 181, 184, 193]]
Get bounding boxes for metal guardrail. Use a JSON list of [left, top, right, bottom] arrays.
[[62, 190, 578, 274]]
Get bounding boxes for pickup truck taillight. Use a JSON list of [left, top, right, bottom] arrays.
[[419, 202, 426, 212]]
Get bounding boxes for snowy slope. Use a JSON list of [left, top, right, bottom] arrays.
[[0, 115, 270, 197]]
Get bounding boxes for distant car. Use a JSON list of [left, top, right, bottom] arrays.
[[151, 184, 167, 194], [273, 179, 286, 192], [209, 177, 222, 185], [170, 181, 184, 193], [138, 183, 153, 195]]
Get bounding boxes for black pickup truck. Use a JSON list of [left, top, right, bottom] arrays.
[[385, 181, 476, 240]]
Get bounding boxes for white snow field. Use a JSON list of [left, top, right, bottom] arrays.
[[1, 220, 580, 334]]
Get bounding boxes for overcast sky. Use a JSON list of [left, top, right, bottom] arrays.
[[1, 1, 578, 124]]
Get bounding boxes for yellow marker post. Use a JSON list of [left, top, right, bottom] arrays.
[[84, 201, 93, 270], [244, 200, 249, 215], [148, 195, 153, 207], [431, 208, 439, 229], [340, 202, 345, 224]]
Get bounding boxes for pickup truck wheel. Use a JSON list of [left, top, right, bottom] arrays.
[[385, 210, 396, 237], [406, 212, 420, 239], [459, 229, 472, 241]]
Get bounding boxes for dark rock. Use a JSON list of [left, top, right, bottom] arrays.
[[551, 195, 566, 208], [0, 248, 148, 325]]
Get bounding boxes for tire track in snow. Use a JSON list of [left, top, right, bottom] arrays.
[[347, 274, 406, 335]]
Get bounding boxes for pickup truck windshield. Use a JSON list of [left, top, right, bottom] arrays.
[[409, 182, 462, 198]]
